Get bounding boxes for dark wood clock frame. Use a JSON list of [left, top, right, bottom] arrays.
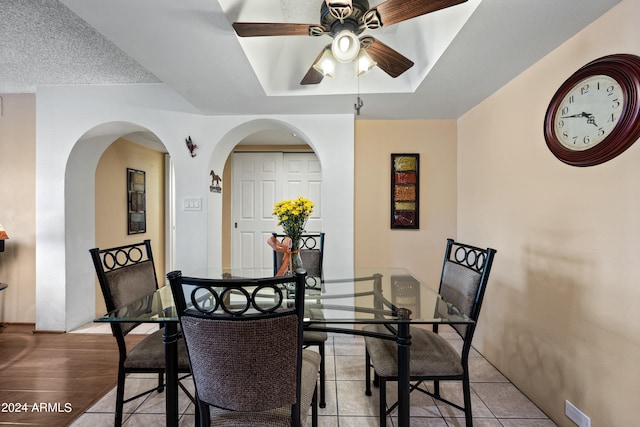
[[543, 54, 640, 167]]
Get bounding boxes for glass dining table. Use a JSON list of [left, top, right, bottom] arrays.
[[95, 267, 473, 427]]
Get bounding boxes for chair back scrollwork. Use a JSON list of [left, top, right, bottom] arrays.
[[272, 232, 325, 289], [167, 270, 311, 423], [90, 240, 159, 336]]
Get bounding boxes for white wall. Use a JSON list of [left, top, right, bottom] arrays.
[[35, 84, 354, 331], [207, 118, 354, 273]]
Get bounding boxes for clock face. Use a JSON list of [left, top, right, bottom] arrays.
[[544, 54, 640, 167], [553, 74, 624, 151]]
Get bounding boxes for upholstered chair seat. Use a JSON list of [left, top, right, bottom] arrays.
[[364, 239, 497, 427], [90, 240, 194, 427]]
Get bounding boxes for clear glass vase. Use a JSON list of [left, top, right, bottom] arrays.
[[290, 240, 303, 272]]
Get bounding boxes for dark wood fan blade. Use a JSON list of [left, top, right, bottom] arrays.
[[300, 67, 325, 85], [374, 0, 467, 27], [232, 22, 319, 37], [366, 38, 414, 78], [301, 49, 328, 85]]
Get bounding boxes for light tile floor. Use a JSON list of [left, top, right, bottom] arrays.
[[70, 326, 558, 426]]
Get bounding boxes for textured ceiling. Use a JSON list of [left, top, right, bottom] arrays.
[[0, 0, 622, 122], [0, 0, 159, 93]]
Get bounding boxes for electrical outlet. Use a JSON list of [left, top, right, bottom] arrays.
[[566, 400, 590, 427]]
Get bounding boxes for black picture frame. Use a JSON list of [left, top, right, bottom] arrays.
[[391, 153, 419, 229], [127, 168, 146, 234]]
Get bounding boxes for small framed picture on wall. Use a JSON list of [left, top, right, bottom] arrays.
[[390, 153, 419, 229], [127, 168, 146, 234]]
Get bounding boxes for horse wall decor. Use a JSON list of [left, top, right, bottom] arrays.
[[210, 170, 222, 193]]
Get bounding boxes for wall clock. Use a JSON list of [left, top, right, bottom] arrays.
[[543, 54, 640, 166]]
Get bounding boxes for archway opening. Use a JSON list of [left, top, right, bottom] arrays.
[[222, 129, 320, 269], [207, 119, 323, 270], [63, 122, 169, 331]]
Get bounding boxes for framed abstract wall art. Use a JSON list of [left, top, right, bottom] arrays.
[[391, 153, 419, 229]]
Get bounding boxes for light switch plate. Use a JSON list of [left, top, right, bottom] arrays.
[[183, 197, 202, 211]]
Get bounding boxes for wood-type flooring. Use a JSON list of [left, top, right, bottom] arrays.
[[0, 323, 143, 427]]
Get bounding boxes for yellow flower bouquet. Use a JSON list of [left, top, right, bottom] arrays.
[[270, 196, 314, 273], [273, 196, 314, 242]]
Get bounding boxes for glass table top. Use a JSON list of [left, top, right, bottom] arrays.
[[95, 267, 473, 326]]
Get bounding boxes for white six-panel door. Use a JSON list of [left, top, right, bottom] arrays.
[[231, 152, 322, 270]]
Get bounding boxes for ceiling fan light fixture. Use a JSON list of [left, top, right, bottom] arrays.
[[355, 48, 376, 76], [312, 49, 337, 78], [331, 29, 360, 63]]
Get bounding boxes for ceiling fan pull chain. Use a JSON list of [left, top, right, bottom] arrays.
[[355, 74, 364, 116], [355, 96, 364, 116]]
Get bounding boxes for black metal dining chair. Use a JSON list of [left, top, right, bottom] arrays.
[[271, 232, 328, 408], [363, 238, 497, 427], [89, 240, 193, 427], [167, 269, 319, 427], [271, 233, 325, 287]]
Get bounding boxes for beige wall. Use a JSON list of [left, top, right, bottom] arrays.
[[354, 120, 457, 288], [0, 94, 36, 323], [458, 1, 640, 425], [94, 138, 166, 315]]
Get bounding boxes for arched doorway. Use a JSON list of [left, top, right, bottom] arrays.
[[224, 132, 322, 270], [207, 120, 323, 270], [35, 104, 355, 332], [206, 117, 355, 278], [63, 122, 170, 330]]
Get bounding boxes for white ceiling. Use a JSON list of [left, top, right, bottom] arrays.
[[217, 0, 481, 97], [0, 0, 621, 124]]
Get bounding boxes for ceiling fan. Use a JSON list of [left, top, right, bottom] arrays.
[[232, 0, 468, 85]]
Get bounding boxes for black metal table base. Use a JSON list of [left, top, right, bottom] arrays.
[[162, 322, 180, 427]]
